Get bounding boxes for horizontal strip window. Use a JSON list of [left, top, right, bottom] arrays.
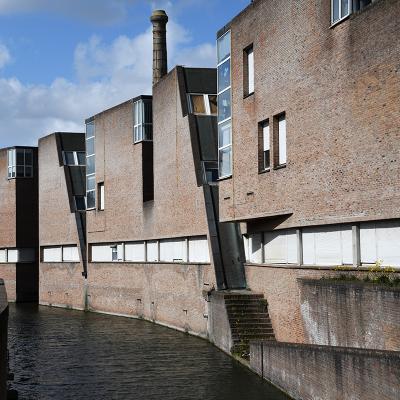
[[90, 236, 210, 264], [42, 245, 80, 263], [244, 219, 400, 268], [0, 248, 35, 263]]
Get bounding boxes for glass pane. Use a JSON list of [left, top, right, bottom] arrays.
[[7, 167, 12, 178], [219, 146, 232, 177], [24, 150, 33, 166], [218, 89, 231, 122], [86, 137, 95, 156], [218, 120, 231, 148], [341, 0, 349, 17], [16, 166, 24, 177], [217, 31, 231, 64], [133, 101, 139, 125], [143, 100, 152, 124], [332, 0, 339, 22], [8, 149, 15, 167], [218, 59, 231, 93], [208, 95, 217, 115], [134, 125, 143, 142], [264, 150, 270, 170], [77, 152, 86, 165], [86, 155, 95, 175], [191, 95, 206, 114], [25, 166, 33, 177], [86, 191, 96, 209], [64, 152, 75, 165], [143, 125, 153, 141], [87, 175, 95, 191], [16, 149, 25, 165], [86, 122, 95, 138], [137, 100, 143, 124]]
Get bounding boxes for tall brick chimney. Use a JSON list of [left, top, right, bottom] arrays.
[[150, 10, 168, 86]]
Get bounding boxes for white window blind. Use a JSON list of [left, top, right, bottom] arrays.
[[125, 242, 145, 262], [91, 245, 113, 262], [99, 183, 105, 210], [278, 114, 287, 165], [360, 221, 400, 266], [247, 47, 254, 94], [188, 237, 210, 263], [62, 246, 80, 262], [43, 247, 62, 262], [249, 234, 262, 263], [0, 250, 6, 263], [146, 241, 159, 262], [264, 230, 298, 264], [160, 239, 187, 262]]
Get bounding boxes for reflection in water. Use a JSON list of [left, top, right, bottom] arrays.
[[8, 304, 289, 400]]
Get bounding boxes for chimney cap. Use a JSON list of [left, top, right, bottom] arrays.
[[150, 9, 168, 23]]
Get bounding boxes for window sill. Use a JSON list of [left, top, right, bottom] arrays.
[[330, 14, 351, 28], [273, 164, 286, 170], [259, 168, 270, 175], [243, 92, 254, 100], [218, 175, 232, 182], [133, 139, 153, 145]]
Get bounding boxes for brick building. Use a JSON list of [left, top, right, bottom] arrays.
[[216, 0, 400, 342], [38, 132, 87, 310], [0, 146, 38, 302]]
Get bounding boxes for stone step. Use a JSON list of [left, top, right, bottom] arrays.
[[226, 306, 268, 314], [231, 323, 273, 331], [225, 299, 268, 305], [228, 312, 270, 319], [232, 335, 275, 345], [222, 294, 264, 300], [229, 317, 271, 324], [232, 328, 274, 335]]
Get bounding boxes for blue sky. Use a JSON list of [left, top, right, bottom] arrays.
[[0, 0, 249, 146]]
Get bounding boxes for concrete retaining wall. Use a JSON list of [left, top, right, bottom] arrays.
[[299, 279, 400, 350], [86, 262, 215, 337], [250, 341, 400, 400]]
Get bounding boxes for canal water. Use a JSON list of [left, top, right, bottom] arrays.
[[8, 304, 289, 400]]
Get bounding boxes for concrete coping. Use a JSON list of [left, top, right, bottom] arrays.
[[297, 278, 400, 292], [250, 340, 400, 358]]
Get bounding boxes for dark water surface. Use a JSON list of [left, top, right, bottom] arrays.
[[8, 304, 289, 400]]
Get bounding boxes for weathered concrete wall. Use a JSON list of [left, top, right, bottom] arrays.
[[0, 280, 8, 400], [207, 291, 232, 353], [245, 264, 400, 345], [299, 279, 400, 350], [87, 262, 215, 337], [39, 263, 86, 310], [250, 341, 400, 400]]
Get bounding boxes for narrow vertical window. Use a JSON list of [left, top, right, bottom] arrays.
[[331, 0, 351, 24], [7, 148, 33, 178], [217, 30, 232, 178], [244, 45, 254, 96], [86, 120, 96, 209], [98, 183, 105, 211], [259, 120, 270, 172], [278, 114, 287, 166], [133, 98, 153, 143]]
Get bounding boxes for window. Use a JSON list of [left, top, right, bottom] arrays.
[[188, 94, 217, 115], [259, 120, 270, 171], [188, 237, 210, 263], [273, 113, 287, 167], [98, 183, 105, 211], [331, 0, 371, 24], [202, 161, 219, 184], [133, 99, 153, 143], [7, 148, 33, 179], [0, 248, 35, 263], [42, 246, 79, 263], [63, 151, 85, 166], [86, 121, 96, 209], [244, 45, 254, 96], [217, 31, 232, 178], [160, 238, 187, 262]]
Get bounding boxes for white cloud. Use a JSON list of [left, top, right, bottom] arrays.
[[0, 20, 216, 147], [0, 43, 11, 68]]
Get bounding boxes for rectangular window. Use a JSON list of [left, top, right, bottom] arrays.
[[159, 238, 187, 263], [42, 246, 79, 262], [188, 94, 217, 116], [146, 241, 159, 262], [274, 113, 287, 166], [74, 196, 86, 211], [63, 151, 86, 166], [62, 246, 80, 262], [133, 99, 153, 143], [331, 0, 371, 24], [244, 45, 254, 96], [259, 120, 270, 171], [98, 183, 105, 211], [202, 161, 219, 184], [217, 30, 232, 178], [125, 242, 145, 262], [7, 148, 33, 179], [86, 121, 96, 209], [43, 247, 63, 262], [188, 237, 210, 263]]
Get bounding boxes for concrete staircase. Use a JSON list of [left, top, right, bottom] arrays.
[[225, 292, 275, 358]]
